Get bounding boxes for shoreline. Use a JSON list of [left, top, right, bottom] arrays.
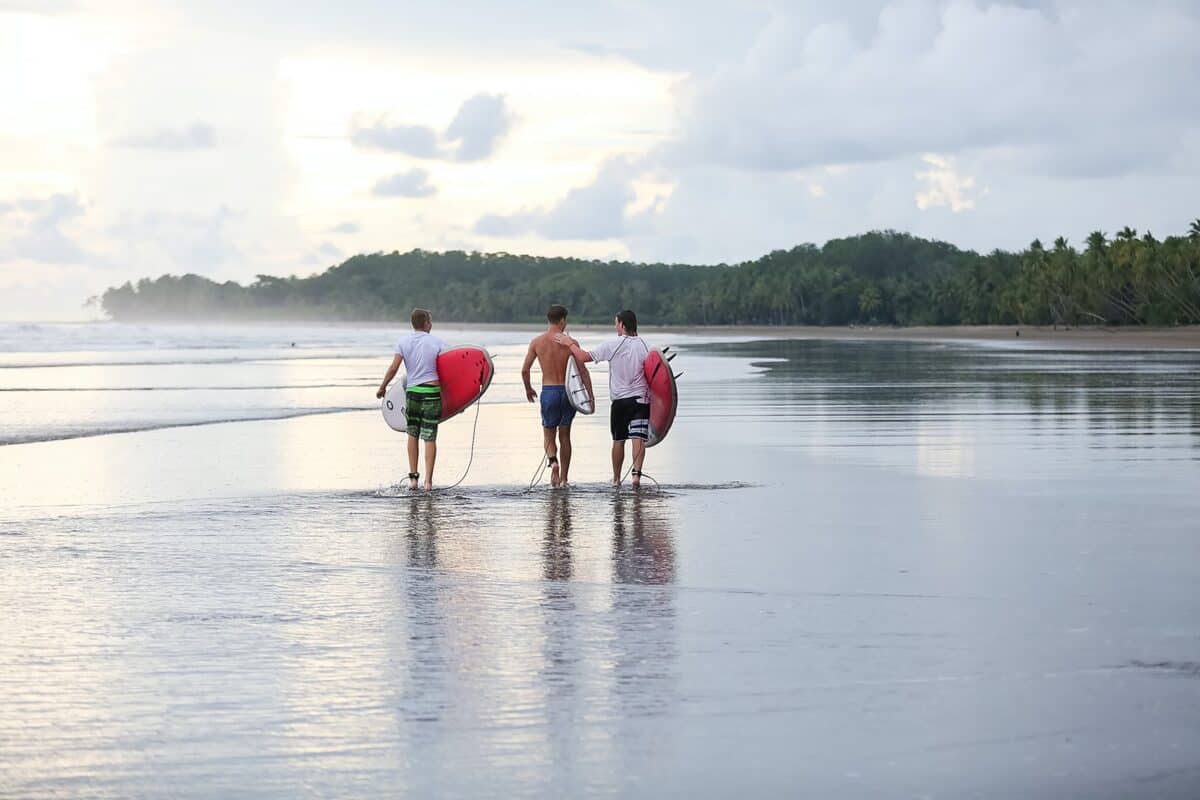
[[654, 324, 1200, 350], [8, 319, 1200, 350]]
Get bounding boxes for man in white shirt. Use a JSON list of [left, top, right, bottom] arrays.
[[556, 309, 651, 488], [376, 308, 447, 491]]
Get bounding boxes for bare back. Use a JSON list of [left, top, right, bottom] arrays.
[[530, 331, 570, 385]]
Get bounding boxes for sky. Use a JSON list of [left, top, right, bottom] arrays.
[[1, 0, 1198, 320]]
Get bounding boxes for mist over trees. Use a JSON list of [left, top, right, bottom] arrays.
[[101, 223, 1200, 326]]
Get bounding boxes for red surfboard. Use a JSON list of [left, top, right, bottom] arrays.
[[436, 345, 495, 421], [643, 348, 678, 447]]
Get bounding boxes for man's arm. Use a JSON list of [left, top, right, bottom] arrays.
[[554, 333, 594, 363], [520, 342, 538, 402], [376, 354, 403, 399]]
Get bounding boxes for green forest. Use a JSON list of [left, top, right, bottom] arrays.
[[101, 221, 1200, 326]]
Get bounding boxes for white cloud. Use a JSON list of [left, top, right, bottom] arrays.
[[349, 93, 513, 161], [664, 1, 1200, 176], [443, 93, 513, 162], [0, 0, 76, 13], [2, 192, 89, 264], [348, 118, 440, 157], [474, 158, 637, 240], [114, 121, 217, 150], [914, 153, 979, 212], [107, 206, 242, 273], [372, 168, 437, 198]]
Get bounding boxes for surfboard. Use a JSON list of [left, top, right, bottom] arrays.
[[643, 348, 678, 447], [565, 353, 595, 414], [381, 345, 495, 432]]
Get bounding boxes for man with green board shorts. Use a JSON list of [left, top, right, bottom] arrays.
[[376, 308, 447, 491]]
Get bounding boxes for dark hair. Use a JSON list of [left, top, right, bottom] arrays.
[[411, 308, 432, 329], [616, 309, 637, 334], [547, 304, 568, 324]]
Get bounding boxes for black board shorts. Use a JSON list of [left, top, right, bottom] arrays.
[[610, 396, 649, 441]]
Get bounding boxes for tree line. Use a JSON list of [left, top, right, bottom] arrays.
[[101, 222, 1200, 326]]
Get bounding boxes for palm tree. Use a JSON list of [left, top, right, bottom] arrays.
[[1189, 219, 1200, 241]]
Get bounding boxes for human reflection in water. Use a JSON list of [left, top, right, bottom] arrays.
[[611, 493, 676, 585], [397, 497, 447, 726], [539, 489, 579, 740], [542, 489, 574, 582], [610, 492, 678, 733]]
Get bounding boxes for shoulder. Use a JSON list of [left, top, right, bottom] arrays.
[[590, 337, 618, 358]]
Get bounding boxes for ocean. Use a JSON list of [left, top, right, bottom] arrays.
[[2, 321, 1199, 797]]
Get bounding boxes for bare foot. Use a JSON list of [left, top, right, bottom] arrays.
[[407, 474, 419, 491], [423, 481, 433, 492], [550, 462, 561, 487]]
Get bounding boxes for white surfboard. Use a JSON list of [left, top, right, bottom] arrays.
[[381, 378, 408, 431], [565, 354, 595, 415]]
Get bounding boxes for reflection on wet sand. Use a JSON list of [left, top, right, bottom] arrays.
[[542, 490, 574, 582], [612, 493, 677, 586], [378, 489, 682, 788], [399, 497, 448, 726]]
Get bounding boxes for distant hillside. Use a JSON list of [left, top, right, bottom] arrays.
[[101, 225, 1200, 326]]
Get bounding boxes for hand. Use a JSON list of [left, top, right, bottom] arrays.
[[553, 332, 575, 347], [376, 386, 386, 399], [526, 387, 537, 403]]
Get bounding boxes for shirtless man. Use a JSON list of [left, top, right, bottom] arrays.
[[521, 304, 576, 487]]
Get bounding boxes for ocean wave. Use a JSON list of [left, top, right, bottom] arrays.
[[0, 406, 371, 447], [0, 383, 372, 392], [0, 353, 379, 369]]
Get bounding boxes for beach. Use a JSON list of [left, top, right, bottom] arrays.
[[2, 322, 1199, 797]]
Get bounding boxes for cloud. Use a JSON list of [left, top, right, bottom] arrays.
[[348, 118, 440, 157], [349, 93, 513, 161], [444, 93, 513, 162], [328, 221, 360, 234], [372, 168, 437, 198], [474, 158, 637, 240], [107, 206, 242, 272], [3, 193, 89, 264], [0, 0, 76, 13], [663, 2, 1200, 177], [914, 154, 980, 212], [115, 122, 218, 151], [316, 241, 342, 258]]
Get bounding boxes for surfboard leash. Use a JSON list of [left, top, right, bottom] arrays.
[[430, 396, 483, 493], [524, 452, 550, 492]]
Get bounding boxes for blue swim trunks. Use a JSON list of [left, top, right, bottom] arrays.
[[540, 385, 577, 429]]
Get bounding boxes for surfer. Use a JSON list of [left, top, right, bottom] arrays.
[[376, 308, 447, 491], [522, 304, 576, 487], [555, 310, 651, 489]]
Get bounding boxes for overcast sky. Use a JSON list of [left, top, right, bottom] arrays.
[[2, 0, 1197, 319]]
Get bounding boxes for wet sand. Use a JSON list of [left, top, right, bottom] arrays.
[[3, 325, 1200, 797]]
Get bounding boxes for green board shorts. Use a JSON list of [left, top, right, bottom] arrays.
[[405, 385, 442, 441]]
